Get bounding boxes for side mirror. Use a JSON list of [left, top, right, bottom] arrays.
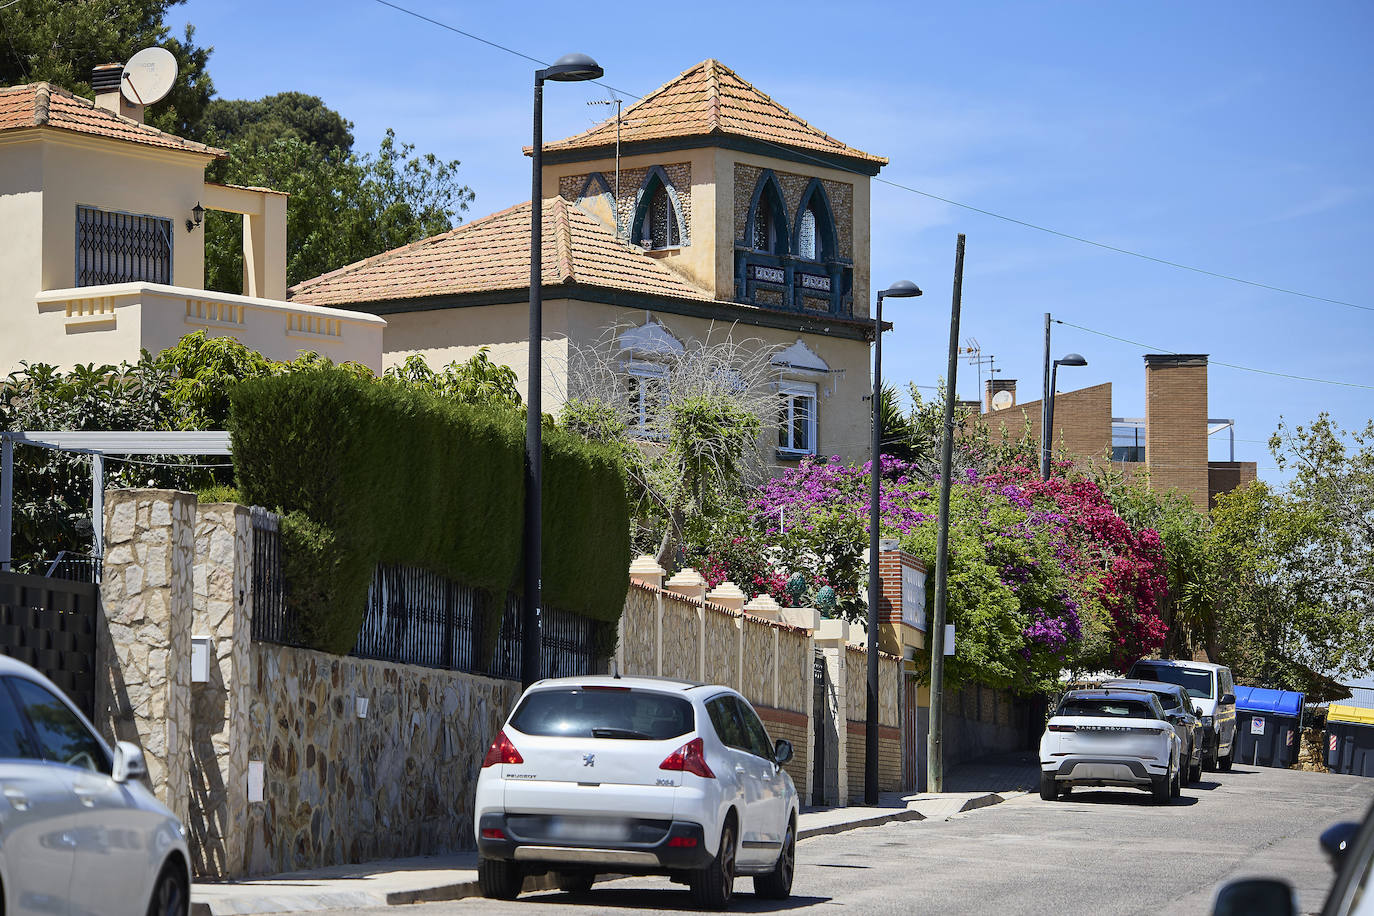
[[112, 741, 148, 784], [1221, 693, 1235, 705], [773, 739, 793, 765], [1212, 878, 1296, 916], [1320, 821, 1360, 870]]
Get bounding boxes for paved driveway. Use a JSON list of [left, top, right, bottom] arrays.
[[331, 765, 1373, 915]]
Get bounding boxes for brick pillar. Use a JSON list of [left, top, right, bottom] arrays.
[[189, 502, 253, 878], [1144, 354, 1210, 510], [98, 489, 195, 824]]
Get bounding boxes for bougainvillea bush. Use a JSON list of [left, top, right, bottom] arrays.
[[686, 455, 1168, 691]]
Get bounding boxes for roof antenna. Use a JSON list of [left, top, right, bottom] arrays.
[[588, 94, 623, 238]]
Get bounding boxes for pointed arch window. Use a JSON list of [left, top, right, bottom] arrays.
[[634, 169, 683, 250], [798, 209, 817, 260], [747, 172, 789, 256], [751, 205, 773, 252]]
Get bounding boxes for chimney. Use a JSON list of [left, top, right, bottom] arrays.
[[985, 378, 1017, 413], [91, 64, 144, 123], [1143, 354, 1210, 510]]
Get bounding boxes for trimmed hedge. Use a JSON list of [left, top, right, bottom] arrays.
[[229, 369, 629, 655]]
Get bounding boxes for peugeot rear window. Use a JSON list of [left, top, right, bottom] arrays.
[[1133, 665, 1214, 699], [1059, 699, 1157, 719], [509, 688, 694, 740]]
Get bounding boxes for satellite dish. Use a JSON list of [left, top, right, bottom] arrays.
[[991, 390, 1014, 410], [120, 47, 177, 107]]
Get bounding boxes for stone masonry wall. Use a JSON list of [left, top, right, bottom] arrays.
[[245, 643, 520, 875], [189, 503, 252, 878], [561, 163, 692, 244], [733, 163, 853, 259], [98, 489, 194, 824]]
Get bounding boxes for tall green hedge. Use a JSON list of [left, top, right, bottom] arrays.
[[229, 369, 628, 655]]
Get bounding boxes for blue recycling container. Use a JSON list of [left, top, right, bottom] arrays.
[[1234, 686, 1304, 768]]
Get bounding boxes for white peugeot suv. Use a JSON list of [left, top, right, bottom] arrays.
[[474, 675, 799, 909], [1039, 688, 1183, 804]]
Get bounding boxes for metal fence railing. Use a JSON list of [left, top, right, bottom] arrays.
[[43, 552, 103, 584], [247, 508, 602, 680], [249, 508, 288, 644]]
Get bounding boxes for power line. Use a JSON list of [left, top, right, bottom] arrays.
[[1054, 318, 1374, 391], [368, 0, 1372, 315]]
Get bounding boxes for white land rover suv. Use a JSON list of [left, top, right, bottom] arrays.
[[474, 675, 800, 909], [1039, 688, 1183, 804]]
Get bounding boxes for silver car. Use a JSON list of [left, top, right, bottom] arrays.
[[0, 655, 190, 916]]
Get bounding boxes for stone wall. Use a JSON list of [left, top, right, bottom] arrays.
[[561, 162, 692, 244], [245, 643, 520, 875], [733, 163, 853, 259], [98, 489, 194, 824], [189, 503, 253, 878]]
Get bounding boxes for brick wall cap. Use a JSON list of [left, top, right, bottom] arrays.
[[665, 567, 707, 589], [1144, 353, 1208, 367], [629, 554, 666, 577], [707, 580, 747, 603]]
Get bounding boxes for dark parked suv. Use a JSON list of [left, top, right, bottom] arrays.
[[1105, 679, 1204, 784]]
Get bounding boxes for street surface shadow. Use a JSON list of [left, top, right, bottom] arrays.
[[1060, 790, 1200, 807], [524, 887, 830, 911], [1188, 779, 1223, 791], [814, 863, 870, 869]]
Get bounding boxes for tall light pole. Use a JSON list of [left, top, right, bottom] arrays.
[[866, 278, 922, 805], [525, 52, 604, 689], [1042, 352, 1087, 477], [927, 233, 965, 795]]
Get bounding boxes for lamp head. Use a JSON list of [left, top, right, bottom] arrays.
[[878, 279, 923, 299], [186, 201, 205, 233], [540, 53, 604, 82], [1055, 353, 1087, 367]]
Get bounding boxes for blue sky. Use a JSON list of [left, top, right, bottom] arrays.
[[169, 1, 1374, 484]]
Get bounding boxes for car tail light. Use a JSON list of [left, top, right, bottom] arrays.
[[482, 730, 524, 768], [668, 836, 698, 848], [1047, 723, 1077, 732], [481, 827, 506, 840], [660, 737, 715, 778], [582, 685, 630, 691]]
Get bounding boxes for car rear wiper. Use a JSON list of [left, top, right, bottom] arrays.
[[590, 727, 654, 739]]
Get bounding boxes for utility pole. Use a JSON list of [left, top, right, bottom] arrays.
[[927, 233, 965, 794], [1040, 312, 1052, 479]]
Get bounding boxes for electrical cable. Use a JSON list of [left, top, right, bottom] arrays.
[[98, 454, 233, 470], [1053, 319, 1374, 391], [368, 0, 1372, 315]]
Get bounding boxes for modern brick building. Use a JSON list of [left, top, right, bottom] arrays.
[[979, 353, 1257, 510]]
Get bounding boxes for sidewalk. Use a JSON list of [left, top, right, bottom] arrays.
[[191, 757, 1035, 915]]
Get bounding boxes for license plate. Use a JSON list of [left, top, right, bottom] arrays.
[[547, 817, 630, 842]]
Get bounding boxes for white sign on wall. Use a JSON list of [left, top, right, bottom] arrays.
[[1251, 716, 1266, 736], [901, 564, 927, 632]]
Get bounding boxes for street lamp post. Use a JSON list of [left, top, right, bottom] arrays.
[[866, 278, 922, 805], [1041, 352, 1087, 479], [525, 53, 604, 690]]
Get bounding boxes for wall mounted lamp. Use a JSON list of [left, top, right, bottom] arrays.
[[186, 202, 204, 233]]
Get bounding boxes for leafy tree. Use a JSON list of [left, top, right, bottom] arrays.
[[0, 0, 214, 137], [204, 131, 473, 291], [200, 92, 354, 153], [383, 350, 521, 407]]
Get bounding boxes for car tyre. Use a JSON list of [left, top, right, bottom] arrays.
[[478, 856, 523, 900], [146, 861, 188, 916], [1151, 772, 1171, 804], [1218, 743, 1234, 772], [1171, 766, 1182, 798], [1039, 772, 1059, 801], [754, 819, 795, 900], [556, 871, 595, 895], [689, 820, 736, 910]]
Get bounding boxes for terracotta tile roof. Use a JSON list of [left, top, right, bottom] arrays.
[[289, 197, 714, 307], [0, 82, 226, 158], [537, 59, 886, 167]]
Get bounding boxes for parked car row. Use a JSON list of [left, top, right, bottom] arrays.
[[1040, 660, 1238, 803]]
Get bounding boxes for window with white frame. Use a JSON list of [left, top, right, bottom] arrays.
[[625, 361, 669, 437], [777, 381, 818, 456]]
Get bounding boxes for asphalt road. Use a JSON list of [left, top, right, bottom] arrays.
[[333, 765, 1373, 915]]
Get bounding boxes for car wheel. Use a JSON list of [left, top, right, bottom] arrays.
[[689, 820, 736, 910], [146, 862, 188, 916], [1151, 772, 1171, 804], [556, 871, 595, 895], [1039, 772, 1059, 801], [1218, 743, 1234, 772], [1202, 739, 1217, 772], [1171, 766, 1182, 798], [478, 856, 523, 900], [754, 819, 795, 900]]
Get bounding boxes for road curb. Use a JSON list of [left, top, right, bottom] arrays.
[[798, 807, 926, 840]]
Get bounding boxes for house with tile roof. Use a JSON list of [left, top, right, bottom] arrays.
[[292, 60, 888, 464], [0, 69, 384, 374]]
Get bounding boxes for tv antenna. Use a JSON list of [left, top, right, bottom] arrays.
[[959, 337, 999, 410], [588, 94, 622, 237]]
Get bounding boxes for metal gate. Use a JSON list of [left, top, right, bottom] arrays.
[[812, 650, 828, 805], [902, 675, 921, 791], [0, 572, 99, 717]]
